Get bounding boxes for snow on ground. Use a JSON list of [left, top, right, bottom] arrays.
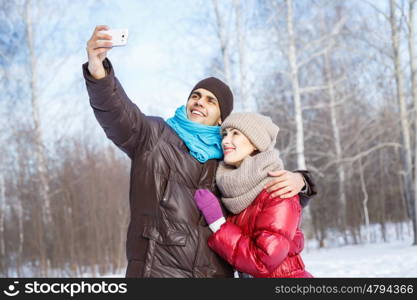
[[302, 238, 417, 277], [300, 222, 417, 277]]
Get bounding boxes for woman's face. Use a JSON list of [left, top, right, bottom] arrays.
[[222, 128, 257, 167]]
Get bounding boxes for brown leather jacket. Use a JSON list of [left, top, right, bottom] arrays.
[[82, 59, 316, 278]]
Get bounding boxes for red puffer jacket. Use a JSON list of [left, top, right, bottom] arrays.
[[208, 189, 312, 278]]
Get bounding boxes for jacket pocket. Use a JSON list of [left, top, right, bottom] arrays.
[[142, 225, 188, 246], [141, 225, 194, 273]]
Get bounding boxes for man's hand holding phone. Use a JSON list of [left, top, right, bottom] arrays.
[[86, 25, 128, 80]]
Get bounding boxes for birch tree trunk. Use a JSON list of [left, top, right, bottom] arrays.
[[24, 0, 52, 225], [212, 0, 232, 85], [286, 0, 306, 170], [359, 158, 370, 242], [390, 0, 415, 242], [408, 0, 417, 245], [234, 0, 248, 111], [324, 47, 348, 236], [284, 0, 312, 225]]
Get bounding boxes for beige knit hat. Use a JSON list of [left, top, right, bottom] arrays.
[[221, 112, 279, 152]]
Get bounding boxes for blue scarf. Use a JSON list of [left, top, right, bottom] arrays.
[[166, 106, 223, 163]]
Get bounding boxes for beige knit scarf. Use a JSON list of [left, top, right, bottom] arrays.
[[216, 149, 284, 214]]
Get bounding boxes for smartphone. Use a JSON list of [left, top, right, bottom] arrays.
[[101, 29, 128, 47]]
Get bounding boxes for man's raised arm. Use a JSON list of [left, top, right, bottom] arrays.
[[82, 25, 151, 158]]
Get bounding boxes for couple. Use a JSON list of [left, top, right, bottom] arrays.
[[83, 25, 316, 278]]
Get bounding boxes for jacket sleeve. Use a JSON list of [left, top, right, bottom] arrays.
[[293, 170, 317, 207], [82, 58, 151, 159], [207, 195, 301, 277]]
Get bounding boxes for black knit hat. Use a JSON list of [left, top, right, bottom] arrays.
[[188, 77, 234, 122]]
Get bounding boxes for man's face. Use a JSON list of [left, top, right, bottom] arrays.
[[186, 88, 222, 126]]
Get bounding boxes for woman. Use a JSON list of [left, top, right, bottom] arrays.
[[194, 112, 312, 278]]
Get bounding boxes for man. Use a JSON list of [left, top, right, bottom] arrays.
[[83, 25, 316, 278]]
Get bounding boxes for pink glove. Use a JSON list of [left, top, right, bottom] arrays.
[[194, 189, 224, 225], [288, 229, 305, 256]]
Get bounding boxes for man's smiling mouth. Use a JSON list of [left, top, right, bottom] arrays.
[[191, 109, 206, 117]]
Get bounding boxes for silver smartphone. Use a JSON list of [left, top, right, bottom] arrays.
[[101, 29, 128, 47]]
